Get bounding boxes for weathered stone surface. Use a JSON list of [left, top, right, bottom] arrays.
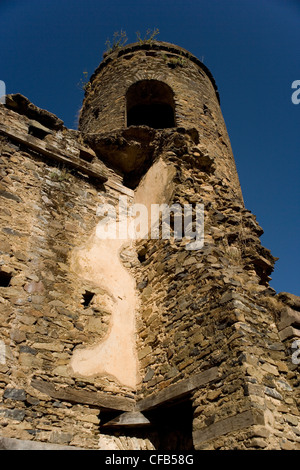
[[0, 121, 107, 183], [193, 410, 262, 446], [0, 435, 84, 450], [0, 409, 26, 421], [5, 93, 64, 130], [277, 292, 300, 311], [278, 306, 300, 331], [137, 367, 219, 412], [279, 326, 300, 341], [3, 388, 26, 401]]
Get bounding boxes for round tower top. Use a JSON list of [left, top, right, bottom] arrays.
[[90, 40, 219, 103], [79, 39, 243, 200], [79, 40, 223, 135]]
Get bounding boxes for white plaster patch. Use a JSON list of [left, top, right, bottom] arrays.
[[70, 158, 175, 389]]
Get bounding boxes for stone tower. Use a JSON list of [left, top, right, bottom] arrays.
[[0, 41, 299, 451]]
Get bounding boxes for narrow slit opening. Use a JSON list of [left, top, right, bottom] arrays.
[[138, 248, 147, 263], [82, 290, 95, 308], [0, 270, 12, 287]]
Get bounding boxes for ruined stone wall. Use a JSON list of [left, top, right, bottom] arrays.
[[133, 129, 300, 450], [191, 292, 300, 450], [0, 101, 141, 448], [0, 41, 299, 451]]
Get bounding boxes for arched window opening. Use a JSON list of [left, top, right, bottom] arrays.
[[126, 80, 176, 129]]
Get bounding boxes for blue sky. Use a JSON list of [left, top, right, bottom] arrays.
[[0, 0, 299, 295]]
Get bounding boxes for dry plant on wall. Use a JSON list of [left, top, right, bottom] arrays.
[[104, 30, 128, 54], [136, 28, 160, 45], [103, 28, 159, 57], [78, 71, 91, 93]]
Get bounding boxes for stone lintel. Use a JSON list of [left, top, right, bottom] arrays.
[[31, 379, 135, 412]]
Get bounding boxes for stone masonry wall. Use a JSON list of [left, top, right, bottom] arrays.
[[0, 40, 299, 450], [0, 101, 140, 448], [132, 129, 300, 450]]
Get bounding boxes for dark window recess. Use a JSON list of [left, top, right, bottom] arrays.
[[82, 290, 95, 308], [137, 248, 147, 263], [127, 103, 175, 129], [126, 80, 176, 129], [92, 108, 99, 119], [28, 125, 50, 140], [79, 149, 94, 162], [0, 270, 12, 287], [145, 51, 158, 57], [203, 104, 210, 116]]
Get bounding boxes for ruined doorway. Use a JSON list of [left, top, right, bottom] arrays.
[[99, 398, 194, 450], [145, 398, 194, 450]]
